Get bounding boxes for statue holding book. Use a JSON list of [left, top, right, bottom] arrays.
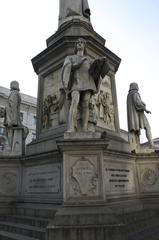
[[59, 38, 110, 132]]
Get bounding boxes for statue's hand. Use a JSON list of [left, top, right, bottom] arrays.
[[146, 110, 151, 114]]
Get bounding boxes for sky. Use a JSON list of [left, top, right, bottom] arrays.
[[0, 0, 159, 140]]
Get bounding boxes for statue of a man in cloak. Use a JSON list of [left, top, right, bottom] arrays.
[[127, 82, 155, 152]]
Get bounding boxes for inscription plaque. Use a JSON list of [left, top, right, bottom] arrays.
[[24, 164, 61, 194], [104, 162, 135, 195]]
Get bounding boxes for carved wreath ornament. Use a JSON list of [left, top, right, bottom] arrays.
[[71, 157, 98, 197], [141, 168, 157, 186]]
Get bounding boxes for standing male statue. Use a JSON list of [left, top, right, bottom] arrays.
[[60, 38, 109, 132], [59, 0, 91, 26], [3, 81, 28, 152], [127, 82, 155, 152], [4, 81, 22, 128]]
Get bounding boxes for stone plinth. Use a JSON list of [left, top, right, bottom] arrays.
[[1, 127, 25, 156], [47, 206, 126, 240]]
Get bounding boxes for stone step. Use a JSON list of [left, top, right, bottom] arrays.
[[0, 221, 45, 240], [0, 230, 40, 240], [0, 215, 52, 228], [123, 210, 155, 224], [128, 221, 159, 240], [126, 216, 159, 235], [11, 203, 60, 218]]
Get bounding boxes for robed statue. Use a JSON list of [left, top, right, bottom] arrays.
[[59, 0, 91, 26], [3, 81, 28, 152], [127, 82, 155, 152], [59, 38, 110, 132]]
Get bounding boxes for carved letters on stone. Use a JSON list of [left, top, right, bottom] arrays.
[[104, 161, 135, 195], [24, 164, 61, 194], [70, 156, 98, 197]]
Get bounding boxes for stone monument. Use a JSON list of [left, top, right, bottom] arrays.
[[30, 0, 129, 239], [1, 0, 159, 240]]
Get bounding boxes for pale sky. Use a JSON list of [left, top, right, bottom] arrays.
[[0, 0, 159, 139]]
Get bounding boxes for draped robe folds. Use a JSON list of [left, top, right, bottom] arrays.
[[60, 55, 110, 98], [4, 90, 21, 127], [59, 0, 90, 22], [127, 89, 149, 133], [61, 55, 96, 97]]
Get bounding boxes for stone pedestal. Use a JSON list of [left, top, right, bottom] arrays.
[[31, 20, 121, 144], [1, 127, 25, 156], [44, 138, 134, 239], [47, 206, 126, 240]]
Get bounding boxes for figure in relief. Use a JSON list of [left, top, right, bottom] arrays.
[[98, 91, 114, 126], [42, 94, 59, 129], [60, 38, 110, 132], [127, 82, 155, 151], [59, 0, 91, 25]]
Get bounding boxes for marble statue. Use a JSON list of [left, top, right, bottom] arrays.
[[4, 81, 21, 128], [127, 82, 154, 151], [3, 81, 28, 154], [59, 0, 91, 26], [60, 38, 110, 132]]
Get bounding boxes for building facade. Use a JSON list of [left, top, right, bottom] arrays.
[[0, 86, 37, 145]]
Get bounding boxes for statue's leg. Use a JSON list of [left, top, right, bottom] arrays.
[[67, 91, 80, 132], [81, 91, 91, 131], [145, 126, 155, 148]]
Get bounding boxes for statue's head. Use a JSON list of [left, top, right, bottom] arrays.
[[129, 82, 139, 91], [75, 38, 86, 54], [10, 81, 20, 91]]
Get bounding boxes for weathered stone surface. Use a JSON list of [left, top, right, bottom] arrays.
[[23, 164, 62, 194], [137, 162, 159, 193], [104, 161, 136, 195], [63, 152, 102, 201]]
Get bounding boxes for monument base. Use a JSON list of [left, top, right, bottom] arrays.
[[47, 206, 126, 240]]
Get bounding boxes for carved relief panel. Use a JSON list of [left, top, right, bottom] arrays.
[[91, 75, 115, 131], [137, 163, 159, 193], [0, 168, 19, 196], [41, 69, 67, 131], [64, 153, 102, 201]]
